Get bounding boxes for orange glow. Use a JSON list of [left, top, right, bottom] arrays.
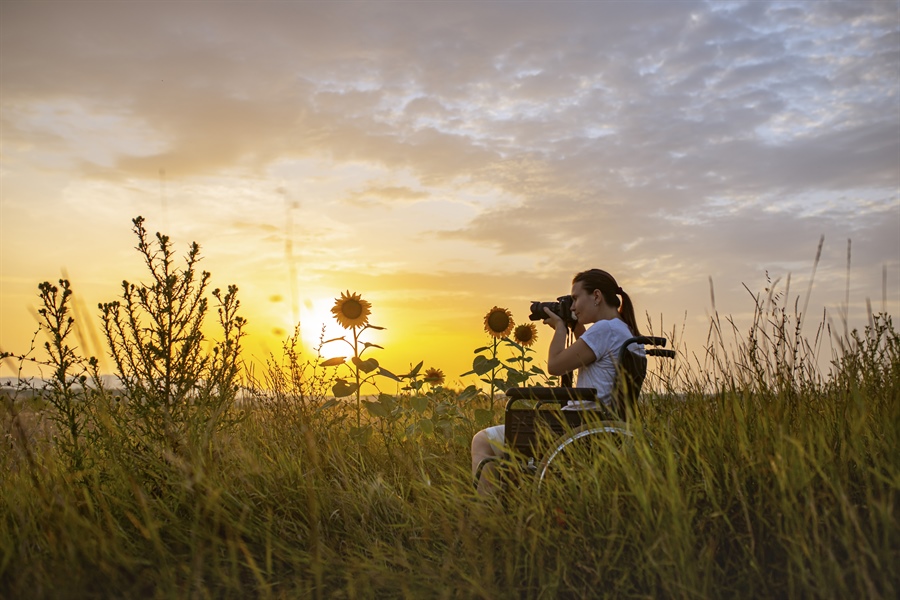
[[2, 3, 897, 390]]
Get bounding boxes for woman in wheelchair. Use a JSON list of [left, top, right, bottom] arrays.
[[471, 268, 643, 494]]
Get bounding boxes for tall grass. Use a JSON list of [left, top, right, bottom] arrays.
[[1, 222, 897, 598]]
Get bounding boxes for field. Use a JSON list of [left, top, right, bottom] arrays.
[[1, 221, 898, 599]]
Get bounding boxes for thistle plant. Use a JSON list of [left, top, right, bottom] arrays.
[[99, 216, 245, 453], [2, 279, 103, 472]]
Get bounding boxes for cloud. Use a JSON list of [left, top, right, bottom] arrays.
[[2, 0, 897, 350], [344, 185, 430, 207]]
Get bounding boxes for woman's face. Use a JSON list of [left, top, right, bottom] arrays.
[[570, 281, 600, 325]]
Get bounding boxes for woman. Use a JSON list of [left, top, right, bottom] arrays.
[[471, 268, 641, 493]]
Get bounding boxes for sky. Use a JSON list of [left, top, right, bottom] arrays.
[[2, 0, 899, 389]]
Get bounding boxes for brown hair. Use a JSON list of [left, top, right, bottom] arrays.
[[572, 269, 641, 336]]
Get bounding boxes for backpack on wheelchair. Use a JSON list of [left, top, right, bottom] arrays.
[[473, 336, 675, 490]]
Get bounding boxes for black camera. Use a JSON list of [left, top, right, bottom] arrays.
[[529, 295, 577, 328]]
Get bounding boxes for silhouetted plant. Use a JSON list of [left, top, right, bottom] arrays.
[[1, 280, 104, 472], [462, 306, 515, 420], [320, 290, 392, 431], [98, 216, 245, 453]]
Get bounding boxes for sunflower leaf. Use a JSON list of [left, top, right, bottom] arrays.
[[411, 396, 429, 414], [349, 425, 372, 444], [315, 399, 340, 413], [457, 385, 480, 402], [352, 356, 379, 373], [332, 380, 358, 397], [378, 393, 397, 407], [472, 355, 500, 376], [404, 361, 424, 378], [322, 337, 346, 345], [474, 409, 494, 427], [377, 367, 401, 381], [362, 342, 384, 350], [363, 400, 389, 418], [473, 346, 489, 353], [506, 370, 529, 386], [320, 356, 347, 367], [365, 324, 386, 331], [417, 418, 434, 435]]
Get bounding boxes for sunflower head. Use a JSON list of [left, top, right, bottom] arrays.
[[331, 290, 372, 329], [513, 323, 538, 347], [424, 367, 445, 386], [483, 306, 514, 339]]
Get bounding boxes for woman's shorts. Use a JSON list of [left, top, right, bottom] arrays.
[[482, 424, 505, 446]]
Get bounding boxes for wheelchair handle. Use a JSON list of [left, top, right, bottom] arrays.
[[646, 348, 677, 358], [622, 336, 675, 359], [622, 335, 667, 348]]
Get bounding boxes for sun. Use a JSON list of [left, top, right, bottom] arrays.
[[297, 297, 346, 350]]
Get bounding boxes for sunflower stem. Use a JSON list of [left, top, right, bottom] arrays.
[[490, 336, 499, 415], [353, 325, 361, 429]]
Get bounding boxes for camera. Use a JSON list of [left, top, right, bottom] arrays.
[[529, 295, 577, 328]]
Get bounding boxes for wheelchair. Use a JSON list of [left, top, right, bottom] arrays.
[[473, 336, 675, 491]]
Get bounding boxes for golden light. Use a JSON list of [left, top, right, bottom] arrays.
[[297, 297, 347, 356]]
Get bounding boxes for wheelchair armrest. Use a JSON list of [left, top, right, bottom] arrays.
[[646, 348, 676, 358], [505, 387, 598, 410]]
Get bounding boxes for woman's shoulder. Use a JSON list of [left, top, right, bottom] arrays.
[[581, 318, 626, 348], [587, 318, 630, 335], [582, 318, 632, 346]]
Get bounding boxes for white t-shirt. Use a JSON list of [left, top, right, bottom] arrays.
[[569, 318, 642, 409]]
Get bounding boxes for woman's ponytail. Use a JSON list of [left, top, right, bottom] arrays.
[[617, 289, 641, 336]]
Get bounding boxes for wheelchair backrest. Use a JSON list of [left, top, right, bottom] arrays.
[[611, 336, 672, 421]]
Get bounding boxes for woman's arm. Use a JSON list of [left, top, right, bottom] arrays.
[[543, 309, 597, 376]]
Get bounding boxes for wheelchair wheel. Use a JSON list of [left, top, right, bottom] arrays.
[[536, 421, 634, 491]]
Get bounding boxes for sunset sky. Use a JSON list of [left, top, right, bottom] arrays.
[[2, 1, 898, 388]]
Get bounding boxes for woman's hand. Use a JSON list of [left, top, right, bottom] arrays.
[[542, 306, 566, 330], [543, 306, 596, 375]]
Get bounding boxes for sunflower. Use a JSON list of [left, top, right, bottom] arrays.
[[424, 367, 445, 386], [331, 290, 372, 329], [483, 306, 514, 339], [513, 323, 538, 347]]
